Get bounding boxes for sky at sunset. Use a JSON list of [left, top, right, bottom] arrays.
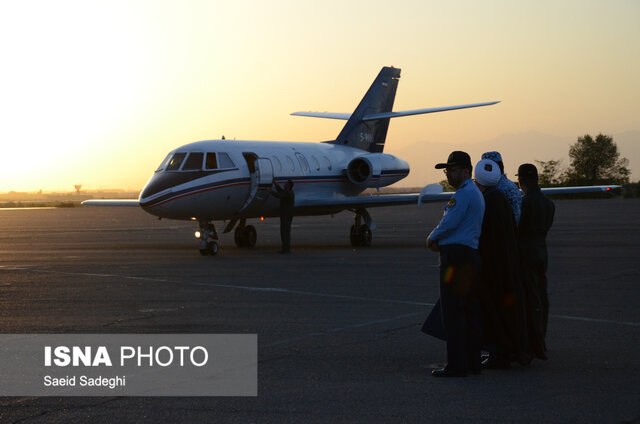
[[1, 0, 639, 192]]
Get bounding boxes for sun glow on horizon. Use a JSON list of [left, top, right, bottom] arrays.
[[1, 0, 639, 192]]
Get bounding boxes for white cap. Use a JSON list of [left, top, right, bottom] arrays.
[[474, 159, 501, 187]]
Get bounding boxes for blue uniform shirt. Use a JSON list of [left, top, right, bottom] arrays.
[[496, 174, 522, 224], [429, 178, 485, 249]]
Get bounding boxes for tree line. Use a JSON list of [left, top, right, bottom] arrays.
[[536, 133, 630, 187], [437, 133, 636, 196]]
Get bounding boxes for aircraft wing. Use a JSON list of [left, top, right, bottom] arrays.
[[540, 185, 620, 195], [82, 199, 140, 206], [295, 183, 452, 210], [295, 192, 453, 211], [294, 183, 619, 212], [79, 185, 619, 212]]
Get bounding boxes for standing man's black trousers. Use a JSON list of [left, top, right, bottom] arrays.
[[520, 241, 549, 357], [280, 215, 292, 251], [439, 244, 482, 374]]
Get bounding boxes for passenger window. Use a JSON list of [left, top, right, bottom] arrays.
[[218, 152, 235, 168], [311, 155, 320, 171], [296, 153, 309, 173], [323, 155, 332, 170], [166, 153, 186, 171], [205, 153, 218, 169], [285, 155, 296, 171], [156, 153, 173, 172], [272, 156, 282, 172], [182, 152, 204, 170]]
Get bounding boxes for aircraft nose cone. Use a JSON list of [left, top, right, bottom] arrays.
[[140, 173, 176, 200], [140, 176, 159, 200]]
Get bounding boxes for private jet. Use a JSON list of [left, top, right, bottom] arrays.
[[83, 67, 618, 255]]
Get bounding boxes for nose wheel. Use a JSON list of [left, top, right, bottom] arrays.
[[199, 240, 219, 256], [197, 221, 219, 256]]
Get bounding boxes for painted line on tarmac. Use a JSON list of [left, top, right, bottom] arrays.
[[2, 266, 433, 307], [262, 311, 426, 348], [189, 282, 433, 306], [3, 266, 640, 327], [550, 314, 640, 327]]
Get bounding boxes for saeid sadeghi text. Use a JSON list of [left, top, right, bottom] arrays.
[[43, 375, 126, 389]]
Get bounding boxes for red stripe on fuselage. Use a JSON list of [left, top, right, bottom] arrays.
[[143, 181, 251, 209], [142, 178, 349, 208]]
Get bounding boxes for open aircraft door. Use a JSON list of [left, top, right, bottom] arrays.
[[238, 155, 274, 216]]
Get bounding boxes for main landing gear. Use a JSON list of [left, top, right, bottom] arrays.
[[197, 221, 219, 256], [222, 217, 258, 249], [349, 208, 375, 247], [234, 219, 257, 248]]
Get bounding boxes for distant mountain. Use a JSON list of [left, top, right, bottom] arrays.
[[387, 130, 639, 187]]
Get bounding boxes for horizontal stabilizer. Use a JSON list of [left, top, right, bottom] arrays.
[[362, 101, 500, 121], [290, 112, 351, 120], [290, 101, 499, 122], [82, 199, 140, 207]]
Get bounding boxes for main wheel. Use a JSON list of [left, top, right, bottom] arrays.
[[235, 226, 247, 248], [360, 225, 372, 247], [245, 225, 257, 247], [350, 224, 361, 247]]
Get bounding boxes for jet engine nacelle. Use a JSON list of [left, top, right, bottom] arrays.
[[346, 153, 410, 188]]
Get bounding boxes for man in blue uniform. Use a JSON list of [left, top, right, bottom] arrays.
[[482, 151, 522, 224], [427, 151, 485, 377]]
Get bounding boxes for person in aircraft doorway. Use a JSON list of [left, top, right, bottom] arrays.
[[271, 178, 295, 254]]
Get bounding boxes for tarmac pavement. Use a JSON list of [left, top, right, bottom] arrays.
[[0, 198, 638, 423]]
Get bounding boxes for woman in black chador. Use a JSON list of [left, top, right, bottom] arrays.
[[474, 159, 530, 368]]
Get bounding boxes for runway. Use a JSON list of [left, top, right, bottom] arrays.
[[1, 199, 639, 423]]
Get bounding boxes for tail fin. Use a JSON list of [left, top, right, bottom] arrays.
[[292, 67, 499, 152], [330, 66, 401, 152]]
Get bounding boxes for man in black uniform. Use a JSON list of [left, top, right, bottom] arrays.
[[271, 179, 295, 254], [517, 163, 555, 359]]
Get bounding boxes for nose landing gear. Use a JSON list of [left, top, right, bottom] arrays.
[[197, 221, 219, 256]]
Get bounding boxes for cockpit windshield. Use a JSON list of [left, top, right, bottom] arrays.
[[205, 153, 218, 169], [155, 151, 234, 173], [218, 152, 235, 168], [183, 152, 204, 170], [165, 153, 187, 171], [155, 153, 173, 172]]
